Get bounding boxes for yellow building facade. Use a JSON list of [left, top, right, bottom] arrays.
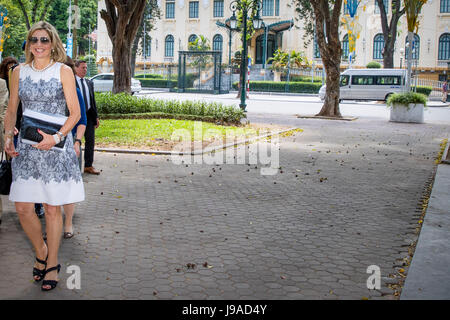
[[96, 0, 450, 80]]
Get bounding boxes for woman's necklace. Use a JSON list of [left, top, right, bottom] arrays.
[[31, 59, 54, 72]]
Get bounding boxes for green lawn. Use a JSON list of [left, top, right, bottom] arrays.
[[95, 119, 266, 149]]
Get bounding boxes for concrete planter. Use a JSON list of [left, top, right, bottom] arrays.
[[273, 71, 282, 82], [390, 103, 424, 124]]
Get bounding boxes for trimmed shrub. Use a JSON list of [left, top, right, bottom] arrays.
[[95, 92, 246, 124], [387, 91, 428, 107], [233, 81, 322, 94], [366, 61, 382, 68]]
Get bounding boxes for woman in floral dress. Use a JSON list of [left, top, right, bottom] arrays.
[[3, 21, 84, 291]]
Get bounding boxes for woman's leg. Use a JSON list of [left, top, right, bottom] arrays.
[[42, 204, 62, 288], [15, 202, 48, 278], [63, 203, 75, 235]]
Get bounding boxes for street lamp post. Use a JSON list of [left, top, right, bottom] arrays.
[[229, 0, 263, 111], [399, 48, 404, 69]]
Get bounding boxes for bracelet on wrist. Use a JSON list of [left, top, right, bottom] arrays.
[[53, 134, 61, 144], [75, 139, 82, 145], [56, 131, 65, 141]]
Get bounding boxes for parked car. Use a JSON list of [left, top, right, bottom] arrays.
[[319, 68, 406, 102], [90, 73, 142, 94]]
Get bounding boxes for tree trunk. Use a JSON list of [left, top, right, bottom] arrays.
[[112, 37, 132, 94], [318, 62, 341, 117], [311, 0, 343, 118], [378, 0, 405, 69], [382, 41, 394, 68], [100, 0, 147, 94]]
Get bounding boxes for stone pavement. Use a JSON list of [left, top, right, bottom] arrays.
[[0, 113, 449, 300]]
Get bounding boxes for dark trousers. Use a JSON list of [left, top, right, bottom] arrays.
[[84, 117, 96, 168]]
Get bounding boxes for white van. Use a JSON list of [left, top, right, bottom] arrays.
[[319, 68, 406, 101]]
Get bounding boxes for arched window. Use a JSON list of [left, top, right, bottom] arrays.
[[342, 34, 349, 59], [188, 34, 197, 44], [213, 34, 223, 52], [441, 0, 450, 13], [165, 35, 174, 57], [373, 33, 384, 60], [144, 37, 151, 58], [405, 34, 420, 60], [438, 33, 450, 60]]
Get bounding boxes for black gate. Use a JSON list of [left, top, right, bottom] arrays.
[[177, 50, 226, 94]]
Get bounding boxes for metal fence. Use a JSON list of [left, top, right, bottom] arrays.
[[134, 64, 178, 89], [133, 62, 445, 99], [412, 77, 445, 98]]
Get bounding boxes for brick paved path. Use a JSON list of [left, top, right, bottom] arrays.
[[0, 114, 448, 300]]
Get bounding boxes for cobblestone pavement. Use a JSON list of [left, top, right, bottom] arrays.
[[0, 113, 448, 300]]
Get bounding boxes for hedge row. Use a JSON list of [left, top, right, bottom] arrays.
[[280, 75, 322, 83], [135, 78, 177, 88], [412, 86, 432, 96], [95, 92, 246, 124], [233, 81, 322, 94], [135, 73, 197, 88], [100, 112, 221, 124], [230, 81, 432, 96], [134, 73, 164, 79]]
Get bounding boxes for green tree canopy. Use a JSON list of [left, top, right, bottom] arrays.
[[47, 0, 98, 57], [0, 0, 28, 59]]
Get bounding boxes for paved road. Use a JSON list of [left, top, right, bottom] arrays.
[[1, 107, 448, 299], [137, 90, 450, 124]]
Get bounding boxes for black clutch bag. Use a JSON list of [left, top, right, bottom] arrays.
[[20, 109, 67, 150], [0, 152, 12, 195]]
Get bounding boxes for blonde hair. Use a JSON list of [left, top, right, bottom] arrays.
[[25, 21, 67, 64]]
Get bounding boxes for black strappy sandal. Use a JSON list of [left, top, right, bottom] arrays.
[[33, 256, 47, 282], [41, 264, 61, 291]]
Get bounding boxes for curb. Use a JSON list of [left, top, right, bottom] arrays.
[[441, 138, 450, 165], [94, 127, 300, 156], [295, 114, 358, 121]]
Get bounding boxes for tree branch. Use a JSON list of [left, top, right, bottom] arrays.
[[100, 9, 115, 41], [125, 0, 147, 42], [14, 0, 31, 29], [39, 0, 57, 22], [31, 0, 43, 24]]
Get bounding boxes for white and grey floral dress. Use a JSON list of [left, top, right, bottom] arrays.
[[9, 62, 85, 206]]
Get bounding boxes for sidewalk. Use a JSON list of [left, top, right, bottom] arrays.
[[401, 159, 450, 299], [0, 114, 449, 300], [427, 101, 450, 107]]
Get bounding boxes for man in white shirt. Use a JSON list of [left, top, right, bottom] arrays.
[[74, 60, 100, 175]]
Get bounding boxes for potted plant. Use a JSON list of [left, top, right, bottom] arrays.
[[268, 49, 288, 82], [387, 91, 427, 123]]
